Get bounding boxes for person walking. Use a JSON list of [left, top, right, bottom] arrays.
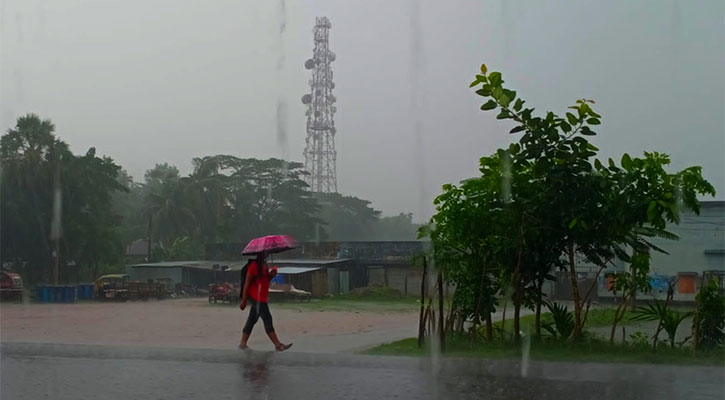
[[239, 252, 292, 351]]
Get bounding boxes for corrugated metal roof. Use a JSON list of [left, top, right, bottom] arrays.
[[128, 261, 245, 271], [277, 267, 322, 274], [272, 258, 352, 265], [129, 259, 349, 271]]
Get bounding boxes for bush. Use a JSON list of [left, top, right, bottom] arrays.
[[541, 301, 574, 340], [694, 279, 725, 350]]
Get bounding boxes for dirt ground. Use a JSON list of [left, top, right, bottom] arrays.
[[0, 298, 418, 353]]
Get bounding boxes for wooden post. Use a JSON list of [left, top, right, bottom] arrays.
[[438, 271, 445, 352], [418, 257, 427, 347], [51, 158, 62, 285]]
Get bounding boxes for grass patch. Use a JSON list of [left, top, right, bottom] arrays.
[[275, 298, 419, 312], [364, 335, 725, 366]]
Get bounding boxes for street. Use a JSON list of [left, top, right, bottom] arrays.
[[2, 342, 722, 400]]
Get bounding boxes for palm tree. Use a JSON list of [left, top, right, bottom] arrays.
[[146, 180, 196, 247], [183, 156, 230, 242]]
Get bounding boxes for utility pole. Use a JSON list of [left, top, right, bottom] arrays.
[[147, 213, 153, 262], [50, 156, 62, 284]]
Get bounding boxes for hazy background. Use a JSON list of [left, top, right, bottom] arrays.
[[2, 0, 723, 221]]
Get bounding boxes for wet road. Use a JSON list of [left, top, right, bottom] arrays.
[[1, 342, 722, 400]]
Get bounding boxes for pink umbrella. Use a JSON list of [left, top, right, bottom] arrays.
[[242, 235, 298, 255]]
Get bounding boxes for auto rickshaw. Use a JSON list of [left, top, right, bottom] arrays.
[[95, 274, 130, 301]]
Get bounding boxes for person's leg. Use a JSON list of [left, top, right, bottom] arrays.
[[240, 300, 260, 349], [259, 302, 291, 351]]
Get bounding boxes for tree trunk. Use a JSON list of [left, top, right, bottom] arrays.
[[567, 241, 583, 340], [418, 257, 427, 347], [485, 310, 493, 341], [472, 262, 488, 341], [513, 268, 523, 342], [609, 298, 628, 344], [630, 271, 637, 312], [535, 279, 543, 337], [501, 294, 508, 339], [513, 300, 521, 342], [437, 272, 445, 352], [418, 262, 427, 345]]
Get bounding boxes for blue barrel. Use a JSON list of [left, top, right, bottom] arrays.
[[53, 286, 62, 303], [65, 286, 76, 303], [80, 284, 94, 300], [41, 286, 51, 302], [76, 284, 87, 300]]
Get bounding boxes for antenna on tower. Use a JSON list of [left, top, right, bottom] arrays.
[[302, 16, 337, 193]]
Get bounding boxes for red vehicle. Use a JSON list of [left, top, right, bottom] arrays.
[[0, 271, 24, 301], [208, 282, 236, 305]]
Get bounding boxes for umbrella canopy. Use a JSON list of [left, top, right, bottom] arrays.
[[242, 235, 297, 256]]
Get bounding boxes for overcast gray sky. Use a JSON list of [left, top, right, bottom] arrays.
[[2, 0, 723, 221]]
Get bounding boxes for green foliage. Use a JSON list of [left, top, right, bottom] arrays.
[[542, 301, 574, 340], [426, 61, 716, 343], [1, 114, 126, 284], [633, 300, 694, 349], [693, 279, 725, 350], [315, 193, 419, 241], [115, 156, 325, 254], [154, 236, 204, 261], [629, 331, 650, 347], [366, 335, 724, 366]]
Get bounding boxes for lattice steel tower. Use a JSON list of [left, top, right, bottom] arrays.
[[302, 17, 337, 193]]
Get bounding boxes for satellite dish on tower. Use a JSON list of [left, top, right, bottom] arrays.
[[328, 51, 336, 62], [304, 59, 315, 69], [301, 94, 312, 104]]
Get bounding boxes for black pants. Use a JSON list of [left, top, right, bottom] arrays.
[[243, 299, 275, 335]]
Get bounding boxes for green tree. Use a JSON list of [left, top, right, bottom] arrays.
[[469, 63, 715, 340], [374, 213, 419, 241], [692, 279, 725, 351], [315, 192, 380, 240], [1, 114, 126, 283]]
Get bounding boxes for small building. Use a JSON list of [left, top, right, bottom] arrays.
[[555, 200, 725, 304], [274, 259, 355, 296], [275, 267, 326, 297], [206, 241, 430, 296], [126, 261, 244, 290], [125, 239, 150, 264], [126, 258, 359, 298]]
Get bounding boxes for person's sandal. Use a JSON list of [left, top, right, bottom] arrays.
[[238, 344, 250, 350], [275, 343, 292, 352]]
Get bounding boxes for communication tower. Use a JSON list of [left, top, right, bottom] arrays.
[[302, 17, 337, 193]]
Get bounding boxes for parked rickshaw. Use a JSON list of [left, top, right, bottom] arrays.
[[95, 274, 129, 301], [208, 282, 236, 304], [0, 271, 23, 301]]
